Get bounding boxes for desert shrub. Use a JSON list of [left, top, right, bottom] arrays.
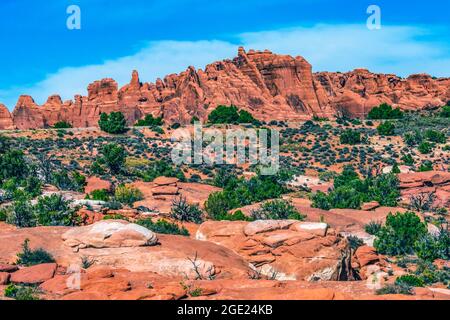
[[440, 105, 450, 118], [98, 112, 127, 134], [395, 275, 425, 287], [52, 169, 86, 192], [251, 199, 305, 220], [374, 212, 427, 256], [377, 122, 395, 136], [409, 192, 436, 212], [0, 149, 29, 183], [4, 284, 38, 300], [137, 219, 189, 236], [191, 116, 200, 124], [368, 103, 404, 120], [87, 189, 111, 201], [102, 201, 123, 210], [414, 260, 450, 286], [141, 160, 185, 182], [134, 114, 163, 127], [35, 194, 79, 226], [170, 196, 203, 224], [418, 160, 434, 172], [418, 141, 433, 154], [312, 166, 400, 210], [208, 105, 258, 124], [376, 283, 413, 295], [114, 185, 143, 206], [16, 239, 55, 266], [205, 172, 291, 219], [340, 129, 362, 145], [424, 129, 446, 144], [348, 235, 365, 250], [204, 191, 232, 220], [404, 130, 423, 147], [23, 176, 43, 197], [53, 121, 72, 129], [101, 143, 126, 174], [217, 210, 253, 221], [401, 154, 415, 166], [414, 229, 450, 262], [365, 221, 382, 235], [6, 199, 36, 228]]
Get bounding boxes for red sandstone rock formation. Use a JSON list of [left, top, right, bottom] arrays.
[[2, 47, 449, 130], [0, 103, 14, 130]]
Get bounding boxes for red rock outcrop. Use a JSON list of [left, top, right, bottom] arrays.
[[0, 104, 14, 130], [3, 48, 450, 130]]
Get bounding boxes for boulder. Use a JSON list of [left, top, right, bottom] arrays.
[[291, 222, 328, 237], [0, 264, 18, 273], [354, 246, 379, 267], [197, 220, 356, 281], [0, 272, 10, 285], [361, 201, 380, 211], [153, 177, 179, 186], [84, 177, 112, 194], [62, 220, 158, 250], [10, 263, 57, 284]]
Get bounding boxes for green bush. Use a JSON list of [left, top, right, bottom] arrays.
[[312, 166, 400, 210], [374, 212, 427, 256], [401, 154, 415, 166], [16, 239, 55, 266], [340, 129, 362, 145], [395, 275, 425, 287], [98, 112, 128, 134], [377, 122, 395, 136], [134, 114, 163, 127], [208, 105, 258, 124], [4, 284, 38, 300], [376, 283, 413, 295], [52, 170, 86, 192], [414, 229, 450, 262], [137, 219, 189, 236], [53, 121, 72, 129], [251, 199, 306, 220], [368, 103, 404, 120], [170, 196, 203, 224], [424, 129, 446, 144], [0, 149, 29, 183], [35, 194, 79, 227], [365, 221, 382, 235], [418, 160, 433, 172], [141, 160, 185, 182], [87, 189, 111, 201], [6, 199, 36, 228], [418, 141, 433, 154], [114, 185, 143, 206], [440, 105, 450, 118], [101, 143, 126, 174]]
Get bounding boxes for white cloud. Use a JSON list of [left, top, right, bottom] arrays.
[[1, 24, 449, 109]]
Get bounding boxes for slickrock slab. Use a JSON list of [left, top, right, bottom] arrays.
[[62, 220, 158, 250], [153, 177, 179, 186], [10, 263, 57, 284]]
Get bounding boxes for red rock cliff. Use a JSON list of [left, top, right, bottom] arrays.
[[3, 48, 450, 130]]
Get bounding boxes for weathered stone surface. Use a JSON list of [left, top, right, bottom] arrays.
[[84, 176, 112, 194], [197, 220, 355, 281], [354, 246, 379, 267], [4, 48, 449, 129], [153, 177, 179, 186], [10, 263, 57, 284], [62, 220, 158, 249], [0, 272, 10, 285]]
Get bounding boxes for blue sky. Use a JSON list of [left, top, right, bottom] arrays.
[[0, 0, 449, 109]]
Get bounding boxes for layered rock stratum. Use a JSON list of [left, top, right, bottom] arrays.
[[2, 47, 450, 130]]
